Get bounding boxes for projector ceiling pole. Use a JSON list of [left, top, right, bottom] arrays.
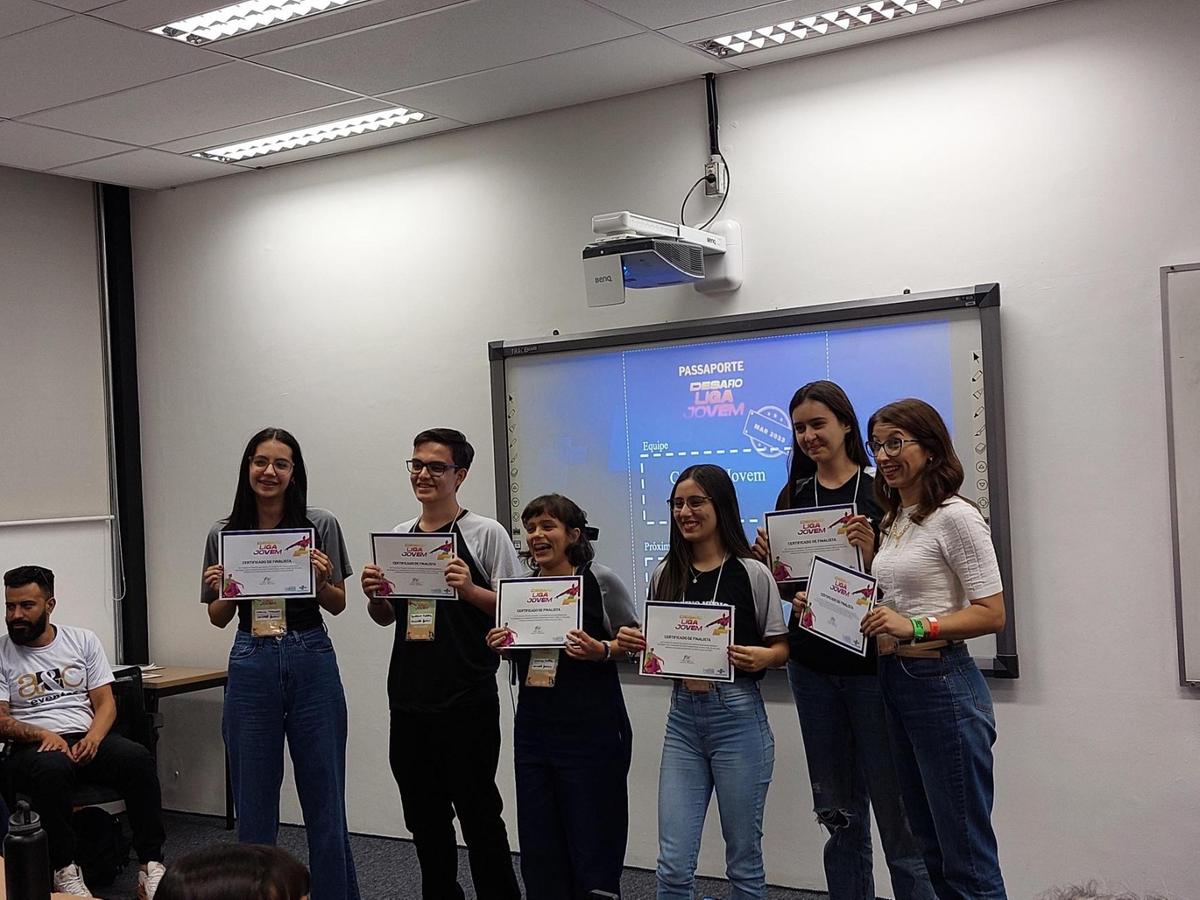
[[705, 72, 721, 156]]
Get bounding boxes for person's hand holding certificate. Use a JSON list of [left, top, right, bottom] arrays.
[[371, 533, 458, 599], [764, 505, 862, 583], [639, 602, 735, 682], [219, 528, 316, 599], [495, 576, 583, 648], [799, 555, 877, 657]]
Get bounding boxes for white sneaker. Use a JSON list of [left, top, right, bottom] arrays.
[[53, 862, 93, 897], [138, 860, 167, 900]]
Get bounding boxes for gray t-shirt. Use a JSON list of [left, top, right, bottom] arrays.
[[202, 506, 353, 632]]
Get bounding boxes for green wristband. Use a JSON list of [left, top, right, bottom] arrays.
[[910, 617, 926, 640]]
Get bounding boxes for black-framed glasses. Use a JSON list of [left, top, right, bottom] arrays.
[[669, 496, 712, 511], [249, 456, 293, 473], [865, 438, 921, 458], [406, 459, 459, 477]]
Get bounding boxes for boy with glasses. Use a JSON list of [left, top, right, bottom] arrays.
[[361, 429, 522, 900]]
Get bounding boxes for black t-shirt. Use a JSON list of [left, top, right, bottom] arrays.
[[682, 561, 768, 683], [777, 471, 882, 676], [512, 564, 631, 727], [387, 512, 502, 714]]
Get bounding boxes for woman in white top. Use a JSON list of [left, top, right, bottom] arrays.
[[860, 398, 1007, 900]]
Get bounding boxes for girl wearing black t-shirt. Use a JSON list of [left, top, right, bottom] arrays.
[[615, 464, 787, 900], [753, 382, 932, 900], [485, 494, 635, 900], [200, 428, 359, 900]]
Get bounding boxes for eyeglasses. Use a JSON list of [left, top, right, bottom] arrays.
[[865, 438, 921, 458], [249, 456, 293, 473], [669, 496, 712, 511], [406, 459, 459, 477]]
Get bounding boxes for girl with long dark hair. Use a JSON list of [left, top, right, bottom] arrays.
[[861, 399, 1007, 900], [200, 428, 359, 900], [753, 381, 933, 900], [615, 464, 787, 900], [486, 494, 636, 899]]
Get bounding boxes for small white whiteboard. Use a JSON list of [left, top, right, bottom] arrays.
[[1162, 264, 1200, 686]]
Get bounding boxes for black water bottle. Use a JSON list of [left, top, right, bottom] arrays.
[[4, 800, 51, 900]]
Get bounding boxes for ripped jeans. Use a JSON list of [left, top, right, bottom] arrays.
[[787, 661, 934, 900]]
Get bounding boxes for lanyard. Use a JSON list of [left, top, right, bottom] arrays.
[[813, 468, 861, 509]]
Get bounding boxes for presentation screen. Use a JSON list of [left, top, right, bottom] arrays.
[[490, 285, 1017, 676]]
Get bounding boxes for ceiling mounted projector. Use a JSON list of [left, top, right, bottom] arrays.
[[582, 211, 743, 307]]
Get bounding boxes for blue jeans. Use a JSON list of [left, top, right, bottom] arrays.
[[878, 645, 1006, 900], [656, 679, 774, 900], [787, 661, 934, 900], [224, 627, 360, 900]]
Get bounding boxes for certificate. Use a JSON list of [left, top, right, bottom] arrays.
[[799, 555, 877, 657], [496, 576, 583, 649], [640, 602, 735, 683], [219, 528, 316, 600], [371, 532, 457, 600], [764, 504, 862, 584]]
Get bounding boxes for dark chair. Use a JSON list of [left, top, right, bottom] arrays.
[[71, 665, 155, 808]]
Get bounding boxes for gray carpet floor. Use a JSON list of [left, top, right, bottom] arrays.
[[91, 810, 830, 899]]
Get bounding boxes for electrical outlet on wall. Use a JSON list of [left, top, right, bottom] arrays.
[[704, 155, 727, 197]]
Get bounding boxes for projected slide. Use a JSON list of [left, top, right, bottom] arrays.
[[503, 311, 988, 603]]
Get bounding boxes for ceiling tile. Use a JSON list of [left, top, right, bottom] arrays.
[[245, 114, 461, 167], [153, 98, 394, 153], [251, 0, 641, 95], [49, 147, 246, 189], [0, 16, 223, 118], [383, 33, 717, 125], [0, 120, 134, 170], [0, 1, 71, 40], [37, 0, 116, 10], [21, 62, 359, 146], [587, 0, 775, 30], [98, 0, 466, 58]]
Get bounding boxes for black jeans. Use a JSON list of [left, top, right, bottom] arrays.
[[515, 708, 631, 900], [389, 694, 521, 900], [7, 732, 165, 870]]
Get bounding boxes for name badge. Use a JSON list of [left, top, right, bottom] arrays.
[[406, 599, 436, 641], [251, 598, 287, 637], [525, 649, 559, 688]]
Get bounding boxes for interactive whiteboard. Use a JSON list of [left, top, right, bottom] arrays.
[[490, 285, 1018, 676]]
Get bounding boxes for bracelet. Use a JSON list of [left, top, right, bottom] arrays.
[[602, 640, 611, 660], [927, 616, 940, 639], [909, 617, 926, 641]]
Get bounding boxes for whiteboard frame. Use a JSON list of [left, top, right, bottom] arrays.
[[1160, 263, 1200, 688], [488, 283, 1020, 678]]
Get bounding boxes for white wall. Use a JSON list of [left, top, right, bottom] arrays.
[[0, 166, 117, 659], [133, 0, 1200, 896]]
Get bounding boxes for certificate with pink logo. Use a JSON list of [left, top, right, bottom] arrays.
[[371, 533, 458, 600], [219, 528, 316, 599], [764, 504, 861, 584], [800, 555, 877, 657], [496, 576, 583, 648], [640, 601, 735, 682]]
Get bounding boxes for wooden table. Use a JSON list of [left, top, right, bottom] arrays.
[[141, 667, 233, 830], [0, 866, 83, 898]]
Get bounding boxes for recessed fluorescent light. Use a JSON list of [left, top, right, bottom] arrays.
[[192, 108, 432, 163], [692, 0, 976, 58], [151, 0, 368, 45]]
